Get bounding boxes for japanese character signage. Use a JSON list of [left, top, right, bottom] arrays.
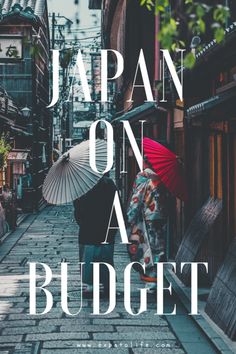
[[0, 37, 22, 60]]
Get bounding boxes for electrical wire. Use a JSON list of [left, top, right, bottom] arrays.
[[68, 29, 101, 33]]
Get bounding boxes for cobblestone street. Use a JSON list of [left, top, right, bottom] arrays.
[[0, 205, 218, 354]]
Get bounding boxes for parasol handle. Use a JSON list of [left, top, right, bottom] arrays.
[[176, 155, 184, 166], [62, 153, 70, 162]]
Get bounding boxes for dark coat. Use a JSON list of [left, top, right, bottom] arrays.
[[73, 176, 119, 245]]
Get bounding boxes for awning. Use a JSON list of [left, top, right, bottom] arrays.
[[187, 87, 236, 119], [10, 126, 32, 137], [0, 116, 32, 136], [112, 102, 165, 124], [8, 151, 29, 161], [0, 114, 15, 125]]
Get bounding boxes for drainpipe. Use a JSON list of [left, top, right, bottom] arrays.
[[167, 109, 172, 146], [154, 12, 160, 100]]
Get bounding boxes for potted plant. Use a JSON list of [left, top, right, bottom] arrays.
[[0, 135, 11, 169]]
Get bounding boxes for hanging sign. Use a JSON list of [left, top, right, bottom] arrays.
[[0, 37, 23, 60]]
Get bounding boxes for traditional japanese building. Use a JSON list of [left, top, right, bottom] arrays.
[[97, 0, 236, 341], [100, 0, 168, 204], [178, 22, 236, 340], [0, 0, 52, 209], [0, 85, 32, 206]]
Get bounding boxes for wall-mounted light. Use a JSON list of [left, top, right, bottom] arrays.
[[21, 106, 31, 119]]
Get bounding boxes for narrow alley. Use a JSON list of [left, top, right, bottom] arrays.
[[0, 205, 219, 354]]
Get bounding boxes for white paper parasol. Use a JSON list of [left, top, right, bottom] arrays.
[[43, 139, 108, 205]]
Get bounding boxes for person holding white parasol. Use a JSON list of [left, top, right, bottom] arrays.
[[43, 139, 120, 298]]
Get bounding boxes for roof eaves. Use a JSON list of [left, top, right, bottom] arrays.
[[195, 22, 236, 62], [112, 102, 159, 124], [186, 86, 236, 119], [0, 3, 40, 24]]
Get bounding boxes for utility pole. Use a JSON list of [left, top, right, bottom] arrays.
[[52, 12, 56, 49], [49, 13, 74, 153], [50, 12, 56, 152]]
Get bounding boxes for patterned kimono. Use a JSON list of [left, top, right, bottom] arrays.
[[127, 168, 167, 276]]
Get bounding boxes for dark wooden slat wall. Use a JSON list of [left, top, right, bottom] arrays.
[[175, 198, 222, 284], [205, 239, 236, 340]]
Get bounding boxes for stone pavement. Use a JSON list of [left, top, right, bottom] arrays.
[[0, 205, 219, 354]]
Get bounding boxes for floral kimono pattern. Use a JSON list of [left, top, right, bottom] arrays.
[[127, 168, 167, 272]]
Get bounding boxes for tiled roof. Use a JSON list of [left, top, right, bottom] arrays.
[[113, 102, 158, 123], [195, 22, 236, 61], [0, 0, 46, 18], [186, 86, 236, 119]]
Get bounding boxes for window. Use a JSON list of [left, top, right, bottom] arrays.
[[209, 133, 223, 199], [0, 169, 5, 188]]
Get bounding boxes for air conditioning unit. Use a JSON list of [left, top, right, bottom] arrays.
[[65, 139, 73, 148], [89, 0, 101, 9]]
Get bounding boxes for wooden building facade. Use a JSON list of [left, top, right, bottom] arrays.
[[0, 86, 32, 201], [172, 23, 236, 340], [0, 0, 52, 207], [174, 23, 236, 281], [101, 0, 167, 204], [99, 0, 236, 341]]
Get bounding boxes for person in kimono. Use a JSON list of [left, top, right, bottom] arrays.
[[127, 163, 168, 292]]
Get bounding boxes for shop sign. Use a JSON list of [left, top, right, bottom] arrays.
[[0, 37, 22, 60], [8, 152, 28, 161], [174, 108, 184, 128]]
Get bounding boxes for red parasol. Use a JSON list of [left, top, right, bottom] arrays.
[[143, 137, 188, 202]]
